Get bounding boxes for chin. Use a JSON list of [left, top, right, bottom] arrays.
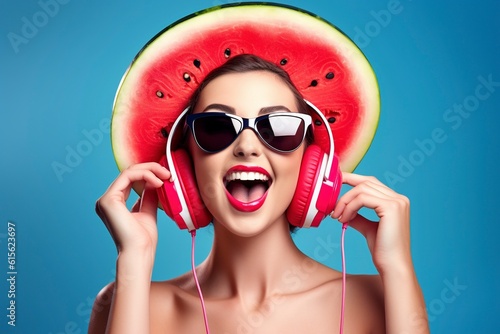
[[212, 209, 289, 238]]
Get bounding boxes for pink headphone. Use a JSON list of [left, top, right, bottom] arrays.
[[157, 100, 342, 231]]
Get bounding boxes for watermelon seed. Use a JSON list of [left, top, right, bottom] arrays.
[[280, 58, 288, 66], [224, 48, 231, 58], [326, 72, 335, 80], [160, 128, 169, 138], [193, 59, 201, 68], [183, 73, 191, 82], [310, 80, 318, 87], [328, 117, 336, 124], [314, 119, 322, 126], [156, 90, 164, 98]]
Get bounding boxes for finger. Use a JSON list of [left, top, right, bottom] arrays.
[[97, 170, 163, 224], [339, 172, 398, 204], [127, 162, 172, 179], [332, 182, 390, 219], [342, 172, 385, 188], [95, 199, 108, 222], [107, 169, 165, 200], [344, 213, 378, 241], [336, 192, 387, 223], [139, 186, 159, 218]]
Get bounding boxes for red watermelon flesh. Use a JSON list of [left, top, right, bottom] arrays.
[[112, 4, 380, 173]]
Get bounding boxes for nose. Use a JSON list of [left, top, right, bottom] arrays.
[[232, 129, 262, 158]]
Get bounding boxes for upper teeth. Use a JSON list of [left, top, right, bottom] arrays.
[[226, 171, 269, 182]]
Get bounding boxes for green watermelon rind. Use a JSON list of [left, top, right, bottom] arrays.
[[112, 2, 380, 173]]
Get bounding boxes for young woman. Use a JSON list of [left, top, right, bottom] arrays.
[[88, 55, 429, 333]]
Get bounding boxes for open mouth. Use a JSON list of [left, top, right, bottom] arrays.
[[223, 167, 272, 212]]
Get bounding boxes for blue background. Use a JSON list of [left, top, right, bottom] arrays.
[[1, 0, 499, 333]]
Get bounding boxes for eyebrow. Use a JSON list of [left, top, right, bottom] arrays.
[[203, 104, 292, 115], [203, 104, 235, 114]]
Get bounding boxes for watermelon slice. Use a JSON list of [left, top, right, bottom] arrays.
[[111, 3, 380, 174]]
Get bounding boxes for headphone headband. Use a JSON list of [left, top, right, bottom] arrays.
[[304, 99, 335, 178], [165, 106, 196, 231], [166, 106, 190, 183]]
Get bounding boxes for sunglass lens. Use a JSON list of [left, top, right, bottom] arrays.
[[193, 116, 240, 152], [256, 115, 305, 152]]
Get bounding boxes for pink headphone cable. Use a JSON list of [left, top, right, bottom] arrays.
[[339, 222, 348, 334], [190, 230, 211, 334]]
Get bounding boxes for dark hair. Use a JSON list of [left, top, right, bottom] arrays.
[[188, 54, 312, 233], [188, 54, 313, 146]]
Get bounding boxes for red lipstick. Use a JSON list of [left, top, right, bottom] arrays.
[[224, 165, 271, 212]]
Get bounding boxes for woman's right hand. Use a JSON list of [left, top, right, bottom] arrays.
[[95, 162, 171, 258]]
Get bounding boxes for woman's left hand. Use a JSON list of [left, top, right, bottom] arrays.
[[331, 172, 413, 275]]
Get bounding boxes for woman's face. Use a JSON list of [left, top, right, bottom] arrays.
[[188, 71, 305, 237]]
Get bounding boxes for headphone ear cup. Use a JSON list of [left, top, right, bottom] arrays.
[[287, 145, 342, 228], [157, 150, 212, 230], [172, 149, 212, 229], [286, 144, 324, 227]]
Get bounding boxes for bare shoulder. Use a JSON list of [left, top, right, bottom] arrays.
[[149, 273, 196, 311], [87, 278, 191, 334], [298, 266, 385, 332], [274, 261, 385, 333]]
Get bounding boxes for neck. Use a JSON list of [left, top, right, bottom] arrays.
[[200, 217, 307, 305]]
